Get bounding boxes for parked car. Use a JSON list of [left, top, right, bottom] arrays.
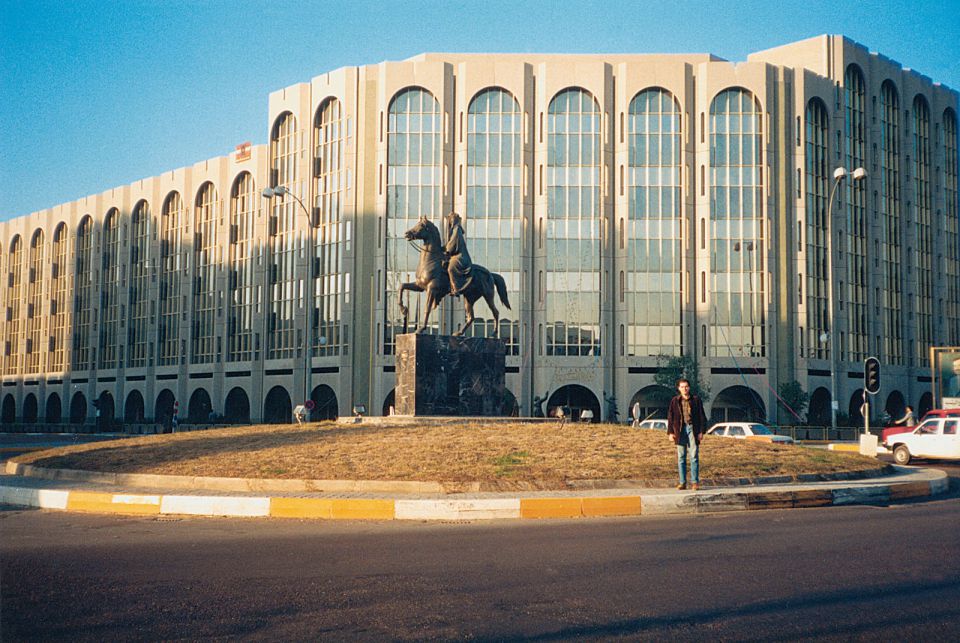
[[886, 416, 960, 465], [635, 419, 668, 431], [706, 422, 794, 444], [880, 408, 960, 446]]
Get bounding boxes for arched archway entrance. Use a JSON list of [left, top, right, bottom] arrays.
[[918, 392, 933, 418], [124, 390, 145, 423], [70, 392, 87, 424], [224, 387, 251, 424], [2, 394, 15, 424], [188, 388, 212, 423], [46, 393, 62, 424], [382, 389, 396, 416], [547, 385, 601, 422], [154, 389, 176, 430], [310, 384, 338, 421], [807, 387, 831, 426], [264, 386, 292, 423], [628, 385, 673, 422], [848, 389, 866, 425], [711, 386, 766, 423], [22, 393, 38, 423], [97, 392, 115, 430], [884, 390, 906, 422]]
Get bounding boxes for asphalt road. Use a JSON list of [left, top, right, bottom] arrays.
[[3, 472, 960, 641]]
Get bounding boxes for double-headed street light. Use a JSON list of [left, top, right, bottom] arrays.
[[826, 166, 867, 431], [262, 185, 315, 419]]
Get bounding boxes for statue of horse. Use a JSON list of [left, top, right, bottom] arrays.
[[399, 216, 511, 336]]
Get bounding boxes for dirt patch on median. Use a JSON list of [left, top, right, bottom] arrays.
[[13, 421, 888, 491]]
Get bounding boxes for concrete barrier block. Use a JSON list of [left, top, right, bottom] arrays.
[[160, 495, 270, 517], [395, 498, 519, 520]]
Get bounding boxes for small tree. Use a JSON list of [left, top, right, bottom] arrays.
[[777, 380, 809, 424], [654, 354, 710, 403]]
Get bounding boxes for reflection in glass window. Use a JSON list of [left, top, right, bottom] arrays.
[[709, 88, 764, 357], [547, 88, 600, 357], [4, 236, 22, 375], [844, 65, 868, 362], [229, 173, 256, 362], [880, 81, 902, 364], [914, 96, 932, 366], [158, 193, 183, 366], [268, 112, 299, 360], [128, 201, 150, 368], [99, 208, 121, 370], [945, 109, 959, 343], [384, 87, 441, 354], [73, 218, 94, 370], [627, 88, 681, 357], [466, 87, 520, 355], [50, 224, 68, 372], [25, 230, 44, 374], [193, 182, 218, 364], [313, 97, 349, 358], [805, 98, 829, 361]]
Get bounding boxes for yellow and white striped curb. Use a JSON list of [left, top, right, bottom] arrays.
[[0, 471, 948, 521]]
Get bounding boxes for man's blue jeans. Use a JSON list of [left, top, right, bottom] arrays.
[[676, 424, 699, 485]]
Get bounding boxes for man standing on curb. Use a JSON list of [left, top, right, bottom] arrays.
[[667, 378, 707, 491]]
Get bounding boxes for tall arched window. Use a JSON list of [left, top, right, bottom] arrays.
[[158, 192, 183, 366], [384, 87, 441, 354], [466, 87, 521, 355], [627, 87, 682, 357], [25, 229, 44, 373], [913, 95, 932, 366], [128, 200, 150, 368], [945, 109, 959, 344], [880, 81, 902, 365], [72, 217, 94, 370], [228, 172, 256, 362], [844, 64, 868, 362], [313, 97, 349, 357], [50, 223, 68, 372], [4, 236, 23, 375], [192, 182, 218, 364], [709, 88, 764, 358], [267, 112, 299, 360], [805, 98, 830, 361], [99, 208, 121, 369], [547, 87, 601, 357]]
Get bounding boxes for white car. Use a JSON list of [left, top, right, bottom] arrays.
[[706, 422, 794, 444], [635, 419, 668, 431], [887, 417, 960, 465]]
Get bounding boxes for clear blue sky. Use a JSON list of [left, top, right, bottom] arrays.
[[1, 0, 958, 221]]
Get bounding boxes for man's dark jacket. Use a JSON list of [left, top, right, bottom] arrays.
[[666, 394, 708, 445]]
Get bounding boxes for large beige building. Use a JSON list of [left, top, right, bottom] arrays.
[[1, 35, 958, 428]]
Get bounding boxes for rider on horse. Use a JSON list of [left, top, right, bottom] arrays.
[[444, 211, 473, 297]]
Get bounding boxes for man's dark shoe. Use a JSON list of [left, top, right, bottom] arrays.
[[676, 483, 686, 490]]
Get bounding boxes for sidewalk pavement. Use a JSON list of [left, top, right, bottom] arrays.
[[0, 459, 948, 522]]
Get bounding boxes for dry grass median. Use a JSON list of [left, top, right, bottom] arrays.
[[14, 421, 887, 491]]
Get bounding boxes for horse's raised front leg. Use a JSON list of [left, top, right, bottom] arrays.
[[398, 282, 423, 334]]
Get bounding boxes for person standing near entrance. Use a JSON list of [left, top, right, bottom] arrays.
[[666, 378, 707, 491]]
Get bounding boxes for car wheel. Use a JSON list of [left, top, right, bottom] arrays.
[[893, 445, 911, 465]]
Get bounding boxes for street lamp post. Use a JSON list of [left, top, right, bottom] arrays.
[[262, 185, 315, 419], [825, 166, 867, 431]]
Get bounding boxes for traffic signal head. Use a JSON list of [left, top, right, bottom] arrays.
[[864, 357, 881, 395]]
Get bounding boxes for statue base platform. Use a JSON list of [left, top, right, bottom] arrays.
[[395, 333, 506, 416]]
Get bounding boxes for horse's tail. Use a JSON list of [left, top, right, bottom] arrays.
[[493, 272, 512, 310]]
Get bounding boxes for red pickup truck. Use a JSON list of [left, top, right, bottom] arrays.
[[881, 409, 960, 448]]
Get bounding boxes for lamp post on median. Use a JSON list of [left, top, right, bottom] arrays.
[[262, 185, 315, 419], [825, 166, 867, 431]]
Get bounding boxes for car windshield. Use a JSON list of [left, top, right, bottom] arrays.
[[749, 424, 772, 435]]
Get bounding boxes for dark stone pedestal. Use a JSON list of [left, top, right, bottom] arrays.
[[395, 333, 506, 416]]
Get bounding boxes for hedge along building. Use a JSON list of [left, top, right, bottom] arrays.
[[1, 34, 958, 428]]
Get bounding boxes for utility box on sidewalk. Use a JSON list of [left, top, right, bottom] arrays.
[[859, 433, 879, 456], [395, 333, 506, 416]]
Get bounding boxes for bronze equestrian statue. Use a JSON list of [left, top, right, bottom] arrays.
[[399, 213, 511, 336]]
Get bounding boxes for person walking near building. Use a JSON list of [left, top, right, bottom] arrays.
[[895, 405, 916, 426], [666, 378, 707, 491]]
